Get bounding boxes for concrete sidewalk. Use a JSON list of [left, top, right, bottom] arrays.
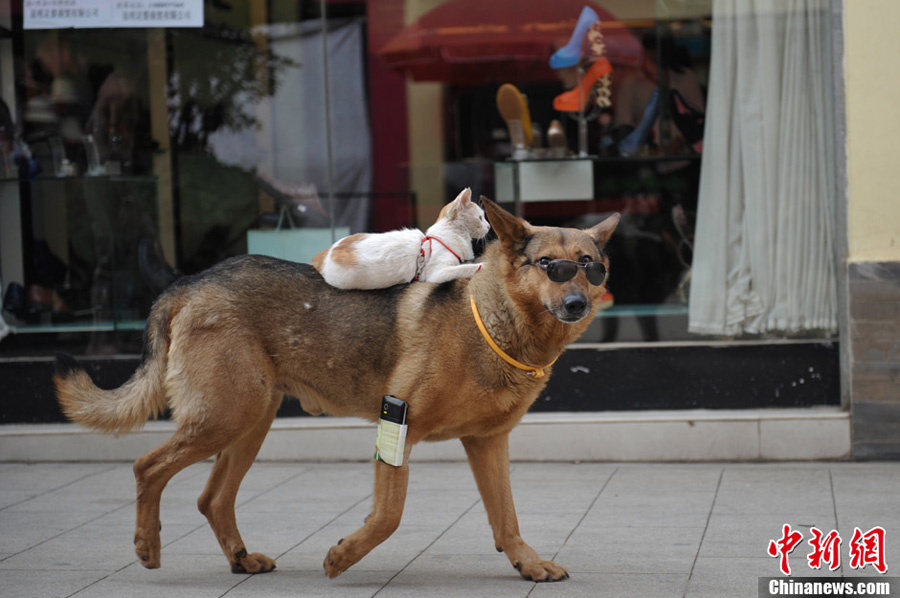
[[1, 460, 898, 597]]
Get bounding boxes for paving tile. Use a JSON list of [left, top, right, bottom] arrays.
[[394, 489, 483, 525], [228, 568, 396, 598], [276, 521, 438, 573], [834, 522, 897, 579], [0, 522, 144, 571], [68, 555, 246, 598], [2, 470, 134, 514], [530, 572, 689, 598], [0, 568, 110, 598], [832, 466, 900, 571], [0, 508, 124, 554], [163, 511, 322, 559], [243, 466, 373, 515], [581, 491, 715, 529], [0, 463, 119, 492], [509, 463, 616, 513], [686, 557, 774, 598], [713, 468, 835, 516], [510, 484, 604, 516], [378, 553, 533, 598], [699, 513, 838, 560], [1, 461, 896, 598], [576, 465, 719, 531], [602, 465, 723, 495], [686, 556, 844, 598], [554, 525, 704, 574], [0, 490, 42, 510], [418, 514, 573, 561]]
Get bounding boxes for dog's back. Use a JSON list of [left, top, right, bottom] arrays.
[[55, 255, 412, 431]]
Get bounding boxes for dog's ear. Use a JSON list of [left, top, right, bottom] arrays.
[[481, 196, 530, 252], [585, 212, 620, 249]]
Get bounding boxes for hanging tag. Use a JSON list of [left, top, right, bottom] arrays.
[[374, 396, 408, 467]]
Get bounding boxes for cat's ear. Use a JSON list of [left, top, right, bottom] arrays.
[[442, 187, 471, 219]]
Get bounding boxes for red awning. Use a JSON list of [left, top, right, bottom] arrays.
[[378, 0, 642, 84]]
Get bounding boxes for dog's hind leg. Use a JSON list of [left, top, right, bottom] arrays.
[[133, 332, 277, 570], [323, 452, 411, 578], [462, 433, 569, 582], [132, 428, 228, 569], [197, 391, 281, 574]]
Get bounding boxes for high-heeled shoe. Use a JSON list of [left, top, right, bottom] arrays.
[[547, 120, 568, 158], [549, 6, 599, 69], [618, 88, 660, 157], [668, 89, 705, 153], [496, 83, 534, 148], [552, 57, 613, 113]]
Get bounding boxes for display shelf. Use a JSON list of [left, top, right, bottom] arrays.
[[596, 304, 689, 318], [5, 318, 147, 334]]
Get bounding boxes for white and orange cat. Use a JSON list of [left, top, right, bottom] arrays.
[[312, 188, 490, 289]]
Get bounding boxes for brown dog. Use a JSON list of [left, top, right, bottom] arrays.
[[54, 199, 619, 581]]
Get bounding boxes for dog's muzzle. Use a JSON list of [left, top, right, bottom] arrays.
[[552, 293, 591, 323]]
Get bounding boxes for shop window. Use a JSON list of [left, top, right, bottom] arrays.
[[371, 0, 837, 344], [0, 0, 839, 356]]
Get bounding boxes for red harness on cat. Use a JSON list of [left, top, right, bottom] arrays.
[[413, 236, 463, 281], [422, 236, 463, 263]]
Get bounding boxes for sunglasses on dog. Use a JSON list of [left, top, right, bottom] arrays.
[[532, 258, 607, 286]]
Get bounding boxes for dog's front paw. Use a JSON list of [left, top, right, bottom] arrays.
[[134, 531, 161, 569], [231, 550, 276, 574], [323, 541, 354, 579], [514, 559, 569, 582]]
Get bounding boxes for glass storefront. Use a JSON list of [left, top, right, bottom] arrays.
[[0, 0, 838, 357]]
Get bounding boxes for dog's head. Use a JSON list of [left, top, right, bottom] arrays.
[[481, 197, 619, 325]]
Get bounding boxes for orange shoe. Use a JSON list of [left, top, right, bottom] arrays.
[[553, 57, 613, 113], [496, 83, 534, 147]]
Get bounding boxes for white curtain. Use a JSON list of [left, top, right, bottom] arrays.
[[210, 19, 373, 233], [688, 0, 837, 335]]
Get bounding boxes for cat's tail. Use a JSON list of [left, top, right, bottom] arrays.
[[311, 247, 328, 272]]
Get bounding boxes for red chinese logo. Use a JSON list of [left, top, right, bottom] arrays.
[[768, 524, 804, 575], [849, 526, 888, 574], [807, 527, 842, 571], [768, 525, 888, 575]]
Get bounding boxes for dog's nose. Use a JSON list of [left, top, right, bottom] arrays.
[[563, 294, 587, 317]]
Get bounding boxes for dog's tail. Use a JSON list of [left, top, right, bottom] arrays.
[[54, 300, 172, 434]]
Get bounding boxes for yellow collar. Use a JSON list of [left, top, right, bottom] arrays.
[[469, 295, 557, 379]]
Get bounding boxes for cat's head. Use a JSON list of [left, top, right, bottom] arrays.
[[439, 188, 491, 239]]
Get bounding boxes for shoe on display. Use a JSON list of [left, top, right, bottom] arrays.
[[668, 89, 705, 153], [138, 238, 178, 295], [598, 290, 614, 311], [530, 121, 543, 149], [549, 6, 600, 69], [2, 282, 27, 321], [586, 20, 606, 59], [552, 57, 613, 113], [547, 120, 568, 158], [496, 83, 534, 150], [618, 88, 660, 157], [27, 284, 73, 322]]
